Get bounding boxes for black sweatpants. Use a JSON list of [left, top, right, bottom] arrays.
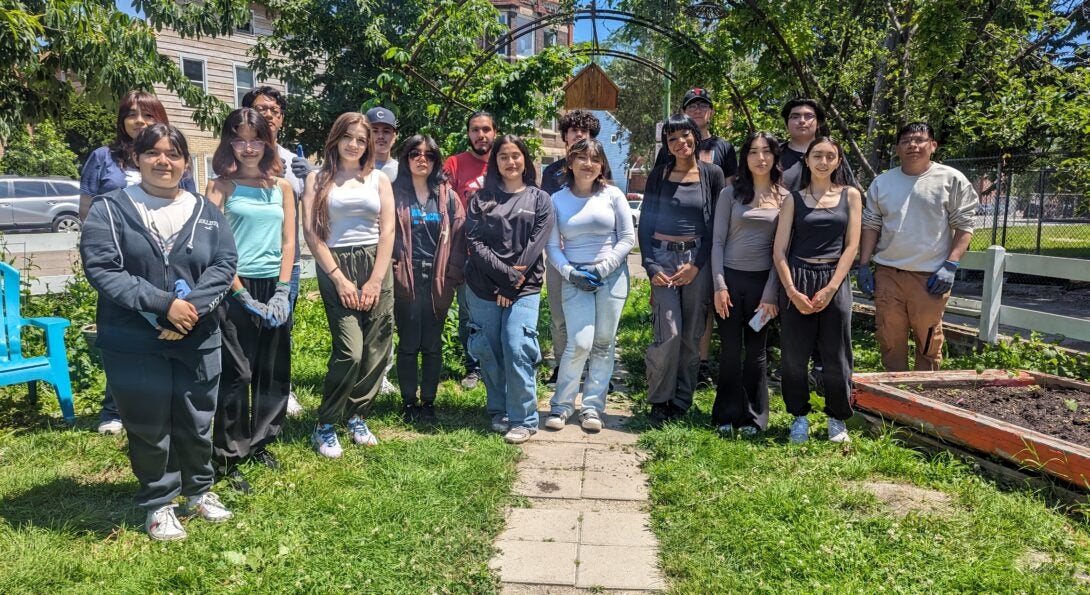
[[712, 268, 771, 429], [102, 346, 220, 510], [779, 260, 854, 421], [214, 277, 292, 466], [394, 264, 446, 407]]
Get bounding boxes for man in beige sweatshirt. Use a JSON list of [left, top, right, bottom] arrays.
[[857, 122, 979, 371]]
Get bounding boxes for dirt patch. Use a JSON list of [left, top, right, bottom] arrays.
[[1015, 549, 1054, 572], [856, 481, 954, 518], [535, 481, 560, 494], [917, 385, 1090, 448]]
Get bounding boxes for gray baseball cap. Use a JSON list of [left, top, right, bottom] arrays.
[[365, 106, 398, 129]]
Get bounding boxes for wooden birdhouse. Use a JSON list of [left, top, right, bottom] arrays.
[[563, 63, 619, 110]]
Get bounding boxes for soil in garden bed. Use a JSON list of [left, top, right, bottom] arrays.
[[916, 385, 1090, 448]]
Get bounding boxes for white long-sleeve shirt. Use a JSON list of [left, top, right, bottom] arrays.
[[546, 185, 635, 280], [864, 163, 979, 272]]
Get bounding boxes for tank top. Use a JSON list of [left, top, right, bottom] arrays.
[[327, 170, 382, 247], [788, 188, 849, 260], [225, 182, 284, 278]]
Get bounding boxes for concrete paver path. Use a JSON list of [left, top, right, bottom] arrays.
[[490, 405, 665, 593]]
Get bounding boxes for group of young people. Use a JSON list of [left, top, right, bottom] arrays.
[[76, 85, 977, 541]]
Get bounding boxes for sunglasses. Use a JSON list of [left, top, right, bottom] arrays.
[[408, 150, 437, 161]]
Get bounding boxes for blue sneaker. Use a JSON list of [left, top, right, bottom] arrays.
[[790, 416, 810, 444], [312, 423, 343, 459], [347, 416, 379, 446]]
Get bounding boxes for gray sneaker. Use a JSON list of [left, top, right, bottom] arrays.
[[461, 371, 480, 390], [491, 414, 510, 434], [789, 416, 810, 444], [579, 409, 602, 432], [545, 410, 570, 430], [504, 426, 536, 444], [97, 418, 123, 435]]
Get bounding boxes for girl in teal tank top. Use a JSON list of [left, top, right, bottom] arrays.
[[205, 108, 297, 489]]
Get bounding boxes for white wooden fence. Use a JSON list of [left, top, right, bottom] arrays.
[[948, 246, 1090, 343]]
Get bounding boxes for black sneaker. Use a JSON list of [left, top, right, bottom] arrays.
[[544, 366, 559, 386], [418, 403, 437, 424], [696, 361, 714, 389], [402, 403, 419, 423], [218, 465, 252, 494], [251, 449, 280, 471], [649, 403, 671, 428]]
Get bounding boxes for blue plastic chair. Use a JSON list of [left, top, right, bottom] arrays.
[[0, 262, 75, 423]]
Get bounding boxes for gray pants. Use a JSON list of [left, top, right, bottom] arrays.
[[645, 244, 710, 411], [102, 346, 220, 511], [316, 244, 394, 425], [545, 260, 566, 362]]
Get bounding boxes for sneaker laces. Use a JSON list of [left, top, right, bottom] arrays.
[[151, 505, 181, 531], [316, 424, 338, 447]]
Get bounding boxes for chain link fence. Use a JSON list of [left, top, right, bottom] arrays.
[[944, 154, 1090, 261]]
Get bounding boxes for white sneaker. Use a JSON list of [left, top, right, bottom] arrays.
[[380, 377, 396, 395], [544, 410, 570, 430], [347, 416, 379, 446], [828, 418, 851, 443], [286, 392, 304, 417], [145, 504, 186, 541], [579, 409, 603, 432], [97, 419, 123, 435], [504, 426, 536, 444], [789, 416, 810, 444], [184, 492, 232, 523]]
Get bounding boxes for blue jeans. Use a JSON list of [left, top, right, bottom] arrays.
[[465, 290, 541, 429], [551, 264, 629, 415]]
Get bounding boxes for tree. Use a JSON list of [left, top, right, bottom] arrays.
[[0, 120, 78, 177], [58, 91, 115, 165]]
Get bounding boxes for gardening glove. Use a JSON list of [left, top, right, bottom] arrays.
[[927, 260, 959, 295], [174, 279, 192, 299], [569, 269, 604, 292], [575, 264, 603, 284], [234, 288, 270, 326], [291, 155, 315, 180], [855, 264, 875, 297], [265, 283, 293, 328]]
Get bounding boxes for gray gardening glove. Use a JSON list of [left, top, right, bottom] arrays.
[[569, 268, 603, 292], [927, 260, 958, 295], [265, 283, 292, 328], [234, 288, 270, 326], [291, 156, 315, 180], [856, 264, 875, 297]]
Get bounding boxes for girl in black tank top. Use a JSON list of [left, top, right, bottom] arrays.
[[771, 137, 862, 444]]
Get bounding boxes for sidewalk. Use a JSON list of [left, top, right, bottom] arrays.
[[490, 402, 665, 593]]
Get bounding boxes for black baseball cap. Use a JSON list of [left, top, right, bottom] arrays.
[[682, 87, 713, 108], [365, 106, 398, 129]]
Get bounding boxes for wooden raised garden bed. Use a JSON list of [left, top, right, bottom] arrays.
[[853, 369, 1090, 490]]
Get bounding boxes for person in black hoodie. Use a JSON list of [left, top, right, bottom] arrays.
[[639, 114, 725, 427], [80, 123, 237, 541]]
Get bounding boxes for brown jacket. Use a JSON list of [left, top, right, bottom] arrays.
[[392, 183, 466, 318]]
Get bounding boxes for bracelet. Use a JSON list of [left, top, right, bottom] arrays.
[[326, 266, 340, 276], [277, 281, 291, 286], [231, 288, 246, 296]]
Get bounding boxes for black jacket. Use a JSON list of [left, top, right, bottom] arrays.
[[80, 188, 237, 353], [638, 161, 725, 278]]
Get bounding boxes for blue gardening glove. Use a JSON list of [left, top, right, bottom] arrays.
[[174, 279, 192, 299], [855, 264, 875, 297], [927, 260, 959, 295], [291, 155, 315, 180], [570, 269, 604, 292], [234, 288, 270, 326], [575, 264, 604, 284], [265, 283, 292, 328]]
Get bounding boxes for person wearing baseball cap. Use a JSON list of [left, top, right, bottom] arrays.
[[654, 87, 738, 185], [366, 106, 400, 182]]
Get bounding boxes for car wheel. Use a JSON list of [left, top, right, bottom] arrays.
[[52, 214, 81, 233]]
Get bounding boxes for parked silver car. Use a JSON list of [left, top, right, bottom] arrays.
[[0, 176, 82, 233]]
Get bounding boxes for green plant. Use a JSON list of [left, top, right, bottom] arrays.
[[0, 120, 78, 178]]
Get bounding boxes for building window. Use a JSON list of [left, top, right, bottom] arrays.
[[181, 57, 206, 92], [611, 133, 619, 144], [495, 13, 510, 56], [285, 80, 299, 97], [236, 11, 255, 34], [514, 15, 534, 58], [205, 155, 217, 180], [234, 65, 255, 107], [544, 29, 558, 48]]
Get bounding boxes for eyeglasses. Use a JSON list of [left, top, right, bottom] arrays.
[[898, 136, 933, 147], [230, 139, 266, 151], [685, 103, 712, 112], [408, 150, 436, 161], [253, 106, 282, 116], [789, 112, 817, 122]]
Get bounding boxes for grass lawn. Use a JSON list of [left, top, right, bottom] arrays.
[[971, 223, 1090, 259], [3, 277, 1090, 592], [0, 280, 518, 594]]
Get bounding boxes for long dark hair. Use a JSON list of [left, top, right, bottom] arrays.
[[481, 135, 537, 195], [393, 134, 447, 198], [733, 132, 782, 205], [211, 108, 282, 178], [312, 112, 375, 241], [799, 136, 853, 189], [563, 138, 613, 194], [110, 90, 169, 168]]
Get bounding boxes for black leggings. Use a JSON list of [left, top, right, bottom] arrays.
[[712, 268, 771, 429]]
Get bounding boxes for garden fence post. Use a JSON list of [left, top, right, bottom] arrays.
[[979, 245, 1006, 343]]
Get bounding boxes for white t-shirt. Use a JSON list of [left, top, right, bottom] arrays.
[[124, 184, 198, 255], [375, 158, 399, 183], [277, 144, 304, 198]]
